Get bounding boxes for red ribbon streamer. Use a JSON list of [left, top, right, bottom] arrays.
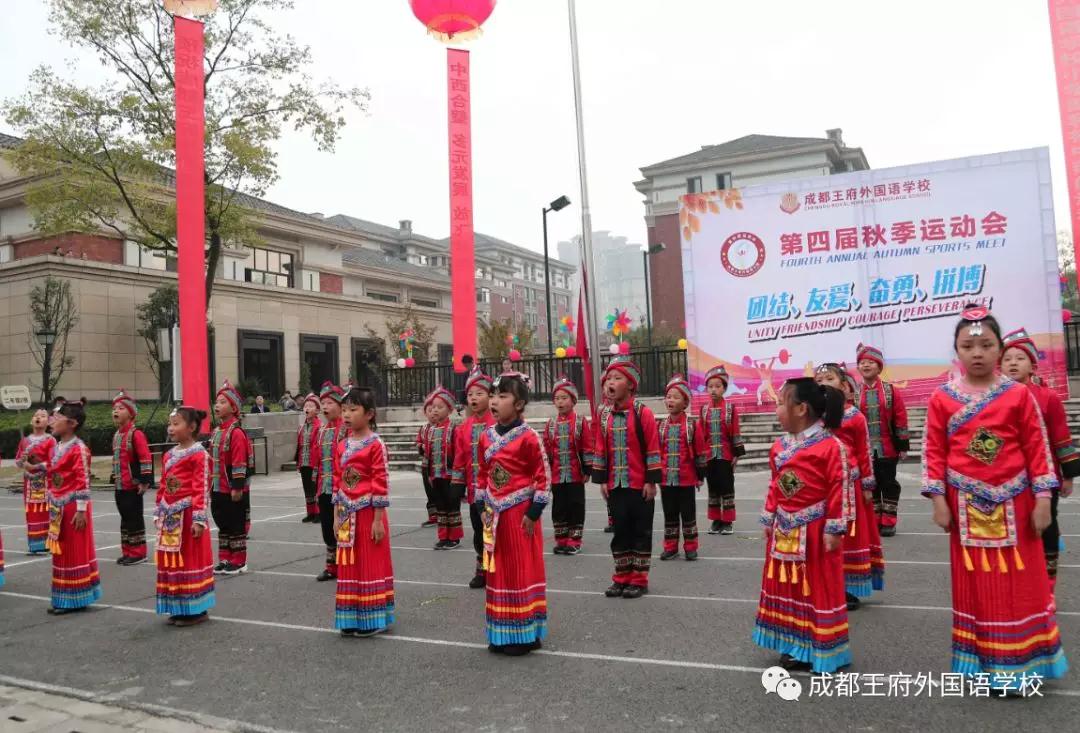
[[447, 48, 478, 372]]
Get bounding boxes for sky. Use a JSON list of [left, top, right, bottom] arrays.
[[0, 0, 1072, 259]]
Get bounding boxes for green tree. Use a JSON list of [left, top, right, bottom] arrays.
[[478, 318, 536, 358], [3, 0, 369, 305], [625, 317, 683, 348], [28, 276, 79, 404], [135, 283, 179, 385], [1058, 229, 1080, 313], [298, 359, 312, 396]]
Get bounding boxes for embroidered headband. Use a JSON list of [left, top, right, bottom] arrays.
[[665, 374, 692, 404], [552, 376, 579, 402], [603, 357, 641, 392], [704, 364, 729, 387], [319, 381, 345, 403], [856, 343, 884, 368], [1002, 327, 1038, 366], [216, 379, 243, 413], [465, 368, 494, 394], [961, 305, 990, 337], [112, 389, 138, 418], [424, 385, 456, 411]]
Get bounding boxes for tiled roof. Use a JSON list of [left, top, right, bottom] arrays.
[[440, 232, 573, 269], [641, 134, 840, 172], [0, 132, 21, 149], [341, 247, 446, 280]]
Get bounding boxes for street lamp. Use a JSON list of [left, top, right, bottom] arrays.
[[35, 327, 57, 404], [643, 242, 666, 349], [542, 195, 571, 353]]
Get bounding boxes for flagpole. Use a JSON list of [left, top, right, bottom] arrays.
[[567, 0, 603, 412]]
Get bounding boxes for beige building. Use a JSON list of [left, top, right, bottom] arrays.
[[1, 132, 572, 403]]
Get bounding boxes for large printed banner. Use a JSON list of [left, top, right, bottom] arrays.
[[682, 148, 1064, 410]]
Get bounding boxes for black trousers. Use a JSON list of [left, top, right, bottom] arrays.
[[609, 487, 654, 587], [872, 456, 901, 524], [433, 478, 463, 540], [705, 459, 735, 522], [210, 491, 248, 564], [469, 502, 484, 573], [299, 467, 318, 514], [422, 473, 438, 520], [318, 493, 336, 570], [660, 485, 698, 551], [114, 489, 146, 558], [1043, 491, 1061, 581], [551, 482, 586, 547]]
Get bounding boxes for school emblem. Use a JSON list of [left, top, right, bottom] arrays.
[[777, 469, 803, 499], [967, 427, 1003, 466], [491, 463, 511, 489], [166, 476, 181, 495], [343, 467, 361, 489]]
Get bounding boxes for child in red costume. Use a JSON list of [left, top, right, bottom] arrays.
[[451, 369, 496, 588], [753, 379, 850, 673], [295, 393, 322, 523], [855, 344, 910, 536], [542, 377, 592, 557], [699, 365, 745, 535], [923, 307, 1067, 689], [209, 380, 253, 576], [111, 390, 152, 565], [658, 375, 704, 561], [15, 409, 55, 554]]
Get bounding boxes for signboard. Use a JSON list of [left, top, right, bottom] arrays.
[[1, 385, 32, 411], [682, 148, 1063, 409]]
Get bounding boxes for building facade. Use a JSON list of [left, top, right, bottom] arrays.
[[0, 133, 573, 403], [634, 130, 870, 331], [558, 231, 649, 346]]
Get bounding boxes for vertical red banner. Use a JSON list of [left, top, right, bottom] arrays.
[[447, 48, 478, 372], [174, 17, 210, 423], [1050, 0, 1080, 290]]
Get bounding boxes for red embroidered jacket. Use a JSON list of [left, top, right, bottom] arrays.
[[451, 412, 497, 502], [833, 405, 874, 522], [210, 417, 252, 494], [1026, 381, 1080, 482], [47, 437, 92, 512], [698, 398, 746, 464], [316, 418, 347, 495], [15, 433, 56, 503], [591, 400, 662, 489], [542, 412, 593, 485], [113, 423, 152, 491], [333, 434, 390, 510], [856, 379, 910, 459], [476, 422, 552, 517], [760, 425, 849, 536], [295, 416, 322, 470], [157, 443, 210, 527], [657, 412, 705, 487], [422, 419, 455, 481], [921, 377, 1058, 504]]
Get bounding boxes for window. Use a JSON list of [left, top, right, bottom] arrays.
[[368, 291, 400, 303], [412, 296, 440, 309], [716, 172, 732, 190], [686, 176, 702, 194], [244, 246, 293, 287], [302, 271, 321, 292], [301, 335, 339, 391], [125, 241, 176, 272], [477, 288, 491, 304], [238, 330, 284, 400]]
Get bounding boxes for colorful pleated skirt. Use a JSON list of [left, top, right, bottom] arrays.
[[843, 491, 877, 598], [155, 507, 215, 617], [334, 507, 395, 632], [947, 488, 1068, 686], [485, 502, 548, 647], [753, 518, 850, 673], [49, 501, 101, 610]]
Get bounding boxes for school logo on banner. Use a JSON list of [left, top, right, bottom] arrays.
[[721, 232, 766, 278]]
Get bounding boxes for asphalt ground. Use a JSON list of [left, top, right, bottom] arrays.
[[0, 469, 1078, 733]]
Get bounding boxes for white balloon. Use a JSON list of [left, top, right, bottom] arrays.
[[608, 343, 620, 354], [396, 358, 407, 368], [760, 666, 790, 694]]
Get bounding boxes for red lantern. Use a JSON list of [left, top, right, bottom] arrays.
[[409, 1, 496, 42]]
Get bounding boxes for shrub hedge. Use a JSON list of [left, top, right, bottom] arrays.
[[0, 403, 172, 457]]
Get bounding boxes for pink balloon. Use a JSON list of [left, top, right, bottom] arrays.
[[565, 346, 577, 358], [1064, 309, 1073, 323], [618, 341, 631, 355], [405, 357, 416, 367], [509, 349, 522, 362]]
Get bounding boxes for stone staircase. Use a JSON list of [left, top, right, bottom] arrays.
[[283, 399, 1080, 473]]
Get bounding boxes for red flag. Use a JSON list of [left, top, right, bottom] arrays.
[[575, 285, 594, 413], [1049, 0, 1080, 295], [447, 48, 478, 372]]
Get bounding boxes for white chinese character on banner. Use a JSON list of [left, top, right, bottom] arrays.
[[967, 673, 992, 698], [913, 672, 935, 697], [809, 673, 835, 698], [861, 673, 886, 697], [1019, 673, 1044, 698], [940, 673, 965, 697], [834, 672, 860, 698], [992, 673, 1018, 697]]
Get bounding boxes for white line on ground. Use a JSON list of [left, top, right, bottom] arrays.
[[2, 590, 1077, 697], [0, 673, 300, 733]]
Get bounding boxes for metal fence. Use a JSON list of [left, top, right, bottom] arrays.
[[1067, 320, 1080, 374], [375, 347, 688, 406]]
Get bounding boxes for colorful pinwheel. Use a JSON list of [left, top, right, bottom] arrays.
[[606, 309, 632, 340]]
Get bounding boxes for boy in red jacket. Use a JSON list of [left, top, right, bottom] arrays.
[[658, 375, 704, 561], [295, 393, 322, 523], [543, 377, 592, 557], [855, 344, 910, 537], [699, 365, 745, 535], [210, 380, 254, 575], [592, 357, 661, 599], [451, 369, 496, 588], [111, 390, 152, 565]]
